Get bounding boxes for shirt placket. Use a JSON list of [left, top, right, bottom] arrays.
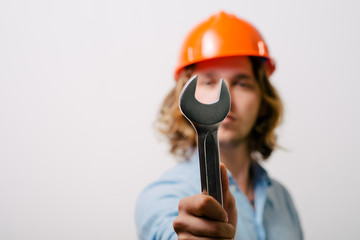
[[228, 169, 269, 240]]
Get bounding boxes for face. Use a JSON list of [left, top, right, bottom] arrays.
[[191, 56, 261, 147]]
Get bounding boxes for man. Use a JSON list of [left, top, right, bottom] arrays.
[[135, 11, 303, 240]]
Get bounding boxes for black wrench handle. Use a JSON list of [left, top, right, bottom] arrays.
[[197, 129, 223, 206]]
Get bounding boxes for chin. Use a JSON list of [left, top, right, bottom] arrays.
[[219, 135, 237, 145], [219, 128, 240, 140], [218, 131, 247, 147]]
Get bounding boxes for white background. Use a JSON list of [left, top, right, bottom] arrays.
[[1, 0, 359, 239]]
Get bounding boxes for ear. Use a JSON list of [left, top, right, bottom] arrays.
[[265, 59, 275, 77]]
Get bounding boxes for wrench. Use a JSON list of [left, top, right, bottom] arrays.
[[179, 75, 231, 205]]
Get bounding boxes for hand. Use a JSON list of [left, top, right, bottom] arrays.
[[173, 163, 237, 239]]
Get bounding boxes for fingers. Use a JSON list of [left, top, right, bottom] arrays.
[[178, 194, 228, 222], [177, 233, 233, 240], [173, 164, 238, 239], [174, 193, 236, 239], [173, 214, 235, 238], [220, 163, 230, 192], [220, 163, 238, 227]]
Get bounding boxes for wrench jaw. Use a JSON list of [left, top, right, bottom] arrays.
[[179, 75, 231, 126], [179, 75, 231, 206]]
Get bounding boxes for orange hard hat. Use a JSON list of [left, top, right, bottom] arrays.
[[174, 11, 275, 80]]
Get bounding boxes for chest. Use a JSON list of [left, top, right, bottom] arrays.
[[231, 185, 302, 240]]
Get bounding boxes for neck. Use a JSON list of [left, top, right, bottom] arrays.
[[220, 140, 253, 197]]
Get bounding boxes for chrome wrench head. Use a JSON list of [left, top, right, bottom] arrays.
[[179, 75, 231, 205], [179, 75, 231, 127]]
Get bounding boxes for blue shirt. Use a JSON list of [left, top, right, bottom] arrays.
[[135, 153, 303, 240]]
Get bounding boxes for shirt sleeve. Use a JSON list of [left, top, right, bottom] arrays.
[[135, 163, 199, 240], [280, 184, 304, 240]]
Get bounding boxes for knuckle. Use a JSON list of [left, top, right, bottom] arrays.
[[211, 222, 223, 233], [226, 223, 236, 237], [215, 224, 236, 238], [198, 194, 211, 210], [172, 217, 184, 232], [178, 197, 187, 212], [208, 222, 231, 237], [227, 224, 236, 237]]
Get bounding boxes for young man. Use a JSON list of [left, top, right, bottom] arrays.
[[135, 11, 303, 240]]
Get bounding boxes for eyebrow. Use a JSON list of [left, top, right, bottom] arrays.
[[201, 72, 253, 81], [203, 72, 216, 78], [232, 74, 252, 81]]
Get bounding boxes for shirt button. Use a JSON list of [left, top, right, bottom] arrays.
[[230, 184, 237, 192]]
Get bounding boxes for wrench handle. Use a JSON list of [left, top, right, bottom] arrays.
[[197, 130, 223, 206]]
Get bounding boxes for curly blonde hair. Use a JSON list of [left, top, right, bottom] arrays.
[[156, 57, 283, 161]]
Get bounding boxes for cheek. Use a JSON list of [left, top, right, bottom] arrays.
[[235, 92, 261, 118]]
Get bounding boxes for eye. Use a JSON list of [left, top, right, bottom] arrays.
[[204, 80, 216, 86], [198, 78, 217, 86], [234, 80, 249, 88]]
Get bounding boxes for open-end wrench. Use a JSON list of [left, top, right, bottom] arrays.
[[179, 75, 231, 206]]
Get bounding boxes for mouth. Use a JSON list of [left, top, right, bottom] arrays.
[[223, 114, 235, 124]]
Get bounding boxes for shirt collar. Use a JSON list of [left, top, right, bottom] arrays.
[[226, 161, 271, 187], [251, 161, 272, 187], [190, 151, 272, 187]]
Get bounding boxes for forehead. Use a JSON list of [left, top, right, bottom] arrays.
[[194, 56, 252, 73]]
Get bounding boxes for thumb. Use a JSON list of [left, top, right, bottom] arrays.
[[220, 163, 238, 226]]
